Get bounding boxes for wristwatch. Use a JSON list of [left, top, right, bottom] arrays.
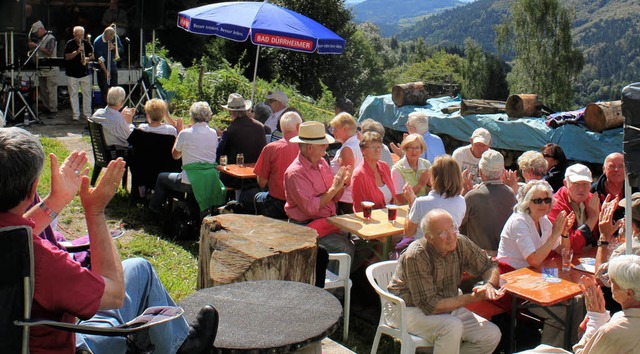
[[596, 240, 609, 247], [38, 201, 58, 219]]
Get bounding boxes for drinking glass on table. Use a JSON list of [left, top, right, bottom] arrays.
[[562, 248, 573, 272], [236, 153, 244, 167], [386, 204, 398, 223], [220, 155, 227, 167], [361, 201, 374, 221]]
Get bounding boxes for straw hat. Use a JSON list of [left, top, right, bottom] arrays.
[[290, 121, 335, 144], [222, 93, 252, 111]]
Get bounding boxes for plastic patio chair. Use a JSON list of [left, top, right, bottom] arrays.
[[324, 253, 351, 341], [366, 260, 433, 354], [0, 225, 185, 353]]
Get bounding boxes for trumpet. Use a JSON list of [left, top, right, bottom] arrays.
[[112, 23, 120, 62]]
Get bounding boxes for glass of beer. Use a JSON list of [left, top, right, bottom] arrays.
[[386, 204, 398, 223], [361, 201, 375, 221]]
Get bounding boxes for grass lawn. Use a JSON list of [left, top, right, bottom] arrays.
[[40, 138, 410, 353]]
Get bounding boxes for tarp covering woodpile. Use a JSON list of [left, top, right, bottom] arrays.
[[358, 94, 622, 164]]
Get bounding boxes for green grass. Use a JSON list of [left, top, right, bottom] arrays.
[[39, 138, 406, 352]]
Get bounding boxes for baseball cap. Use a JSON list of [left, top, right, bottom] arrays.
[[266, 90, 288, 105], [565, 163, 593, 183], [471, 128, 491, 145], [479, 149, 504, 173], [618, 192, 640, 223]]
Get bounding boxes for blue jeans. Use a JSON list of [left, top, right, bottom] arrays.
[[75, 258, 190, 354], [253, 192, 287, 219], [149, 172, 192, 213]]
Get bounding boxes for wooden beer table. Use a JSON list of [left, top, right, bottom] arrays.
[[326, 205, 408, 260], [501, 248, 596, 353], [215, 163, 257, 179]]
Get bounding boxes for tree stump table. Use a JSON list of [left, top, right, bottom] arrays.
[[198, 214, 318, 289]]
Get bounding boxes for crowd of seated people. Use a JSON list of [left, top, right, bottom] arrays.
[[83, 87, 640, 353]]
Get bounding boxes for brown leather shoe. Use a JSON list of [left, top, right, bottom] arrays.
[[176, 305, 218, 354]]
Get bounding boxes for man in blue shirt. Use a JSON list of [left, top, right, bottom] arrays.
[[93, 26, 123, 102], [391, 112, 446, 164]]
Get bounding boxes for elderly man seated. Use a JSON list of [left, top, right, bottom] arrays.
[[0, 127, 216, 353], [518, 255, 640, 354], [452, 128, 492, 185], [388, 208, 504, 354], [283, 121, 354, 262], [91, 86, 136, 148]]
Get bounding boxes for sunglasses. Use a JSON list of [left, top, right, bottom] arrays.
[[531, 197, 553, 205]]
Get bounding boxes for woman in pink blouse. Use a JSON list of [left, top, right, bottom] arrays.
[[351, 131, 398, 212]]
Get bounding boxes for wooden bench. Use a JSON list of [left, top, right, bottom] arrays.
[[464, 300, 507, 320]]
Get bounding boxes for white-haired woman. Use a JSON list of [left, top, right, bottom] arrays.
[[497, 180, 573, 271]]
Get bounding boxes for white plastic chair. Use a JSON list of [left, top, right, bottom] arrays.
[[366, 260, 433, 354], [324, 253, 352, 341]]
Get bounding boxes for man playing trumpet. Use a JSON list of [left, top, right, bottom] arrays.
[[64, 26, 94, 121], [94, 25, 124, 102]]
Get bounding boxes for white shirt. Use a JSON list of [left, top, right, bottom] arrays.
[[175, 122, 218, 184], [138, 123, 178, 136], [263, 108, 285, 133], [330, 135, 363, 203], [452, 145, 481, 185], [379, 184, 393, 205], [497, 211, 559, 269], [408, 190, 466, 239]]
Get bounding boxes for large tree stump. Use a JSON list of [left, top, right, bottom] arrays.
[[198, 214, 318, 289], [584, 101, 623, 132]]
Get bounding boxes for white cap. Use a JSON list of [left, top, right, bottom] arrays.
[[479, 149, 504, 173], [31, 21, 44, 33], [266, 90, 288, 105], [471, 128, 491, 145], [565, 163, 593, 183]]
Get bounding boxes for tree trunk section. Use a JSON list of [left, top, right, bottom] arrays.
[[392, 82, 428, 107], [460, 99, 506, 116], [198, 214, 318, 289], [506, 94, 543, 118], [584, 101, 623, 132]]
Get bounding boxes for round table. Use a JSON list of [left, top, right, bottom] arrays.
[[180, 280, 342, 353]]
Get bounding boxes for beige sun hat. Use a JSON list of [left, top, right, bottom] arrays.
[[290, 121, 335, 145], [565, 163, 593, 183], [222, 93, 252, 111]]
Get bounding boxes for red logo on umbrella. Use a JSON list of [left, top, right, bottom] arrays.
[[254, 33, 314, 51], [178, 16, 191, 29]]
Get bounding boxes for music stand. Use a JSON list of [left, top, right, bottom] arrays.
[[2, 31, 39, 126], [123, 29, 163, 112]]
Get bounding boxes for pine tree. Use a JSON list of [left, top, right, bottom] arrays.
[[496, 0, 584, 110]]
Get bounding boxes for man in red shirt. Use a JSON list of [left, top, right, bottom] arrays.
[[253, 111, 302, 219], [0, 127, 216, 353]]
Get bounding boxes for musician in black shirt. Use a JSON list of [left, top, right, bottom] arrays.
[[64, 26, 94, 121]]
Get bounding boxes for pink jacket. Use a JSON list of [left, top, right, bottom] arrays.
[[352, 160, 397, 212]]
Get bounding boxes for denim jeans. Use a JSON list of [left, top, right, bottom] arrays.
[[253, 192, 287, 219], [75, 258, 190, 353], [148, 172, 192, 213]]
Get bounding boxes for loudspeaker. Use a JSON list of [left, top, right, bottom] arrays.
[[139, 0, 167, 29], [0, 0, 25, 32], [622, 82, 640, 188]]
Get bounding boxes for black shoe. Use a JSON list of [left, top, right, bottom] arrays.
[[177, 305, 218, 354]]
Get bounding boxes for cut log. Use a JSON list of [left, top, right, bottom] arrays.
[[584, 101, 623, 132], [506, 94, 543, 118], [198, 214, 318, 289], [392, 82, 428, 107], [392, 82, 460, 107], [460, 99, 506, 116]]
